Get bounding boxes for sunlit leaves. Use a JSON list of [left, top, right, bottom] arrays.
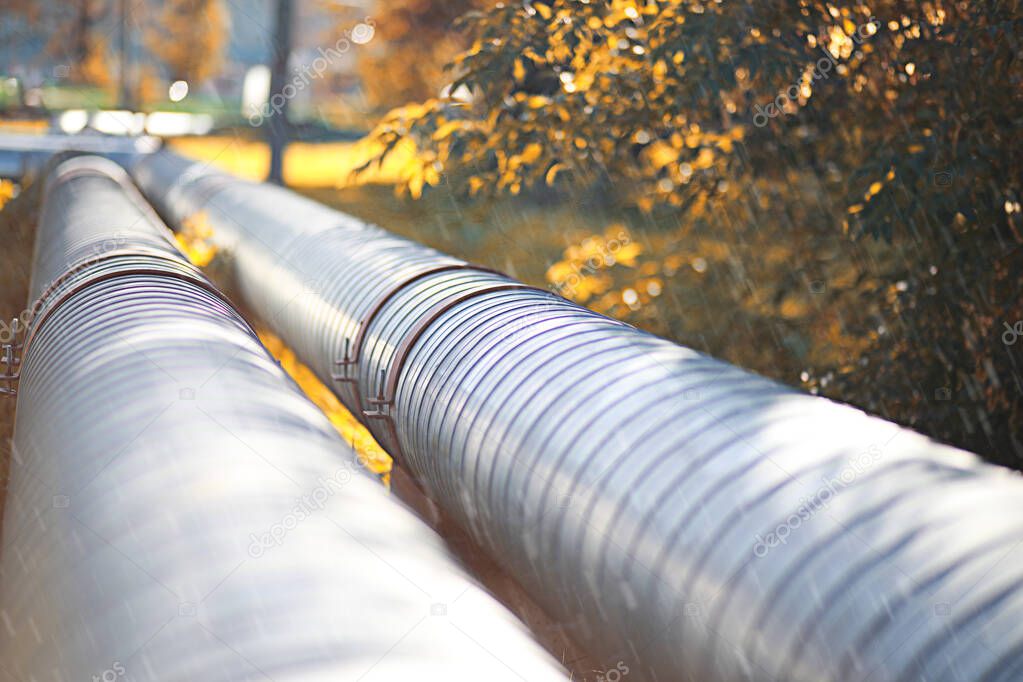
[[0, 180, 15, 213], [145, 0, 227, 84], [350, 0, 1023, 462], [545, 225, 648, 313], [176, 211, 218, 267]]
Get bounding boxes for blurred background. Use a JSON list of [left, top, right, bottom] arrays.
[[0, 0, 1020, 468]]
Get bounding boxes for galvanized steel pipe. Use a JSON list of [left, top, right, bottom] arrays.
[[134, 151, 1023, 682], [0, 156, 568, 681]]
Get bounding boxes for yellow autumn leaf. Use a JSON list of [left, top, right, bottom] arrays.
[[424, 163, 441, 186], [646, 141, 678, 169], [432, 120, 465, 141], [693, 147, 716, 170], [615, 242, 643, 266], [521, 143, 543, 164], [408, 171, 425, 199], [176, 211, 218, 267], [0, 179, 14, 211], [546, 260, 575, 283], [545, 163, 567, 185]]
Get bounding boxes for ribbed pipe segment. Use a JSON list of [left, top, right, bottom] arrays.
[[134, 151, 1023, 682], [0, 156, 568, 682]]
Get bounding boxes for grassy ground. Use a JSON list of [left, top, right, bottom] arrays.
[[0, 178, 40, 525], [167, 134, 414, 187]]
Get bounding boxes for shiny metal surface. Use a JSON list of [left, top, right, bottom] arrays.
[[0, 156, 568, 682], [134, 150, 1023, 682]]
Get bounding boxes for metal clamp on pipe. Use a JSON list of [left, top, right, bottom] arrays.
[[330, 262, 474, 388], [360, 281, 542, 463], [0, 317, 22, 396]]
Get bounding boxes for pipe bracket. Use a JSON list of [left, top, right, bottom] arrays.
[[0, 318, 23, 397], [360, 282, 546, 464], [330, 262, 507, 409]]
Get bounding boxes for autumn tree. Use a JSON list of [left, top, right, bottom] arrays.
[[144, 0, 227, 85], [361, 0, 1023, 466], [14, 0, 114, 87], [324, 0, 480, 111]]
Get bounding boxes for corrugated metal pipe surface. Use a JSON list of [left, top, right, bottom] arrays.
[[134, 151, 1023, 682], [0, 156, 568, 681]]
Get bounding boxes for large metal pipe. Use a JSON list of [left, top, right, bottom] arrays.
[[134, 151, 1023, 682], [0, 156, 568, 681]]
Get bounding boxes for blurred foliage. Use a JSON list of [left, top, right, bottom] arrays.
[[144, 0, 227, 84], [48, 0, 113, 87], [326, 0, 482, 111], [3, 0, 226, 102], [167, 134, 414, 187], [357, 0, 1023, 466], [174, 210, 218, 267], [2, 0, 114, 87], [0, 180, 15, 212]]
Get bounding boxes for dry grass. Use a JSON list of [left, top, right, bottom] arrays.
[[0, 177, 41, 527], [167, 135, 416, 188]]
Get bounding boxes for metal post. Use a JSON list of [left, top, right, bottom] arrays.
[[267, 0, 292, 185]]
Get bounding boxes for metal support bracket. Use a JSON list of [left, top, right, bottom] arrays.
[[1, 318, 24, 397], [329, 262, 505, 407], [357, 282, 545, 464], [331, 337, 358, 384]]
